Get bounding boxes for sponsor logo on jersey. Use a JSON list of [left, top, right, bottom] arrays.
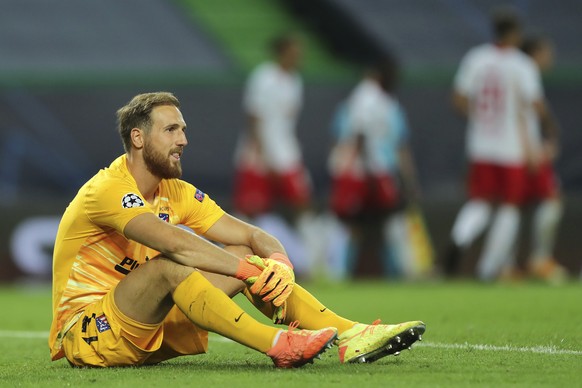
[[159, 213, 170, 222], [195, 188, 205, 202], [114, 256, 148, 275], [122, 193, 145, 208], [95, 314, 111, 333]]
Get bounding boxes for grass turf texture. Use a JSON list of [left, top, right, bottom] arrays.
[[1, 281, 581, 387]]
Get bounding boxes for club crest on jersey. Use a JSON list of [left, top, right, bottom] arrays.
[[159, 213, 170, 222], [195, 189, 205, 202], [95, 314, 111, 333], [122, 193, 145, 208]]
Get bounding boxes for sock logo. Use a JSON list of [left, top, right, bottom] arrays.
[[234, 312, 245, 323], [320, 308, 327, 313]]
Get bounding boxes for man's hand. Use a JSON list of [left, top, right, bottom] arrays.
[[236, 255, 295, 306], [249, 257, 295, 306]]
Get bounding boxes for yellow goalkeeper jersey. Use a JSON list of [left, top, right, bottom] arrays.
[[49, 155, 225, 360]]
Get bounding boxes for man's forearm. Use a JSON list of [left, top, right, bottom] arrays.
[[248, 227, 287, 260], [165, 227, 242, 276]]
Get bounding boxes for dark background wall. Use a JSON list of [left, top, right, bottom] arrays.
[[1, 0, 581, 280]]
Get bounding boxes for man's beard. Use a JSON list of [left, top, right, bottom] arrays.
[[143, 141, 182, 179]]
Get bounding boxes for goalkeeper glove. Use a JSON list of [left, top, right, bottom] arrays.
[[235, 255, 295, 307], [249, 257, 295, 306]]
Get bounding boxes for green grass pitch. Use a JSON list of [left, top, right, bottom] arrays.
[[1, 281, 581, 387]]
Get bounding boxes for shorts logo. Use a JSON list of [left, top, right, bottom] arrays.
[[159, 213, 169, 222], [95, 314, 111, 333], [195, 189, 205, 202], [122, 193, 145, 208]]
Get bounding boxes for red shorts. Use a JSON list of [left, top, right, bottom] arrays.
[[330, 172, 398, 218], [233, 165, 311, 216], [468, 161, 558, 205], [525, 162, 560, 202]]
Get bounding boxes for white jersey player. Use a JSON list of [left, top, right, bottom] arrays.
[[233, 34, 310, 217], [232, 34, 316, 277], [444, 8, 551, 280], [516, 34, 565, 282]]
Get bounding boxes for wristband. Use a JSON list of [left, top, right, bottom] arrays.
[[269, 252, 293, 269], [234, 259, 262, 280]]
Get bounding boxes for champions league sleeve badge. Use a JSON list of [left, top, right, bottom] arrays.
[[122, 193, 145, 208]]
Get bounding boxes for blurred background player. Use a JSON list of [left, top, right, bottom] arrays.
[[327, 57, 426, 279], [501, 34, 565, 282], [443, 7, 553, 281], [233, 33, 317, 277]]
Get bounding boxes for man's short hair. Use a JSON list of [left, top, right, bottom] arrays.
[[372, 56, 400, 93], [116, 92, 180, 152], [491, 6, 521, 40], [270, 33, 299, 57]]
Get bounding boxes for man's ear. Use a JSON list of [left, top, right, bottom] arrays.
[[130, 128, 144, 149]]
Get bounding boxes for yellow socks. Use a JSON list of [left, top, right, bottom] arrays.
[[244, 284, 355, 335], [173, 271, 279, 353]]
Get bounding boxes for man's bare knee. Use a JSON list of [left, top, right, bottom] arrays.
[[114, 257, 194, 324]]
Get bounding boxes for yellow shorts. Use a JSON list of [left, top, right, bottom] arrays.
[[62, 290, 208, 367]]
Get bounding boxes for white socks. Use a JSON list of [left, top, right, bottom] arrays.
[[477, 205, 520, 281], [451, 200, 492, 248], [530, 199, 563, 264]]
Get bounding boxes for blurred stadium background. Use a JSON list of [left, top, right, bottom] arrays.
[[1, 0, 581, 282]]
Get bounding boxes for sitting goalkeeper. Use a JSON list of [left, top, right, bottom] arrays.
[[49, 92, 425, 368]]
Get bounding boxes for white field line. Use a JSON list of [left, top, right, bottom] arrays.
[[416, 341, 582, 356], [2, 330, 580, 356]]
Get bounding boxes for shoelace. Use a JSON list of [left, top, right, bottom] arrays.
[[359, 319, 381, 337], [287, 320, 326, 339], [288, 320, 300, 331]]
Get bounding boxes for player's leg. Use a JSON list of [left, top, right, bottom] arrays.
[[280, 165, 322, 275], [243, 282, 425, 363], [476, 165, 524, 281], [531, 199, 562, 261], [529, 198, 564, 279], [242, 253, 425, 365], [233, 236, 352, 330], [329, 170, 368, 277], [527, 163, 566, 281], [476, 204, 520, 280], [450, 200, 492, 249], [443, 162, 494, 276], [114, 256, 279, 352], [287, 283, 425, 363], [114, 255, 336, 368], [372, 173, 409, 277]]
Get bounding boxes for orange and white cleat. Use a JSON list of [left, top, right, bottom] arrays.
[[267, 321, 337, 368], [337, 320, 426, 364]]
